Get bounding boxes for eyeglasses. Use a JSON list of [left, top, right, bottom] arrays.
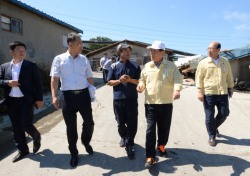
[[73, 42, 83, 46], [207, 47, 218, 51]]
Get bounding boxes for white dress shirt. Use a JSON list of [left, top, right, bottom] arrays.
[[212, 57, 220, 66], [100, 57, 111, 70], [50, 51, 93, 91], [9, 60, 24, 97]]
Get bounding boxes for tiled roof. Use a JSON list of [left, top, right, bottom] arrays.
[[86, 39, 195, 57], [6, 0, 83, 33]]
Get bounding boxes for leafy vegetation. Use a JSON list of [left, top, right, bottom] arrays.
[[89, 36, 112, 50]]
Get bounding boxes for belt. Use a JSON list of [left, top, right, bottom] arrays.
[[9, 96, 25, 99], [64, 88, 88, 94]]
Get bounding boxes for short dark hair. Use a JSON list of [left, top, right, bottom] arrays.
[[217, 43, 221, 49], [67, 32, 81, 44], [9, 41, 26, 51], [159, 49, 164, 52]]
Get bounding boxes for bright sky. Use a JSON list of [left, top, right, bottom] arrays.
[[20, 0, 250, 55]]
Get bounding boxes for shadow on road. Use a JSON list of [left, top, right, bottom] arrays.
[[29, 144, 147, 174], [27, 146, 250, 176], [155, 148, 250, 176], [0, 77, 105, 160], [217, 134, 250, 146]]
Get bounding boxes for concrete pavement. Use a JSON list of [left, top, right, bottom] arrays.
[[0, 72, 250, 176]]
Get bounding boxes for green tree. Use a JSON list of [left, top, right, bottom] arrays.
[[89, 36, 112, 50]]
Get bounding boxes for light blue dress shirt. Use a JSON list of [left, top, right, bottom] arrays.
[[50, 51, 93, 91]]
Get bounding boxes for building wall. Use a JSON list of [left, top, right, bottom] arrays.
[[0, 1, 77, 70], [230, 56, 250, 84], [230, 60, 239, 81], [239, 56, 250, 83], [87, 48, 114, 71]]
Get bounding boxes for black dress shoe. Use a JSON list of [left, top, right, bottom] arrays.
[[125, 146, 135, 160], [208, 138, 216, 146], [70, 156, 78, 167], [85, 144, 94, 155], [12, 151, 29, 163], [33, 135, 41, 154]]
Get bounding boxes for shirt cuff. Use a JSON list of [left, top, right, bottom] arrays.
[[3, 80, 9, 86], [138, 82, 145, 90], [196, 83, 203, 89], [174, 84, 183, 91], [228, 83, 234, 88]]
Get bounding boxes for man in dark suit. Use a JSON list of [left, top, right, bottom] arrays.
[[0, 41, 43, 163]]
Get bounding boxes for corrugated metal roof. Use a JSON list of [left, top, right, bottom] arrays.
[[133, 40, 196, 56], [86, 40, 173, 57], [6, 0, 83, 33], [220, 45, 250, 60], [86, 39, 195, 57]]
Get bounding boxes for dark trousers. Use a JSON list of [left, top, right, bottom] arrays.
[[7, 97, 40, 152], [203, 95, 229, 139], [145, 104, 173, 158], [61, 89, 94, 156], [102, 69, 109, 83], [113, 99, 138, 146]]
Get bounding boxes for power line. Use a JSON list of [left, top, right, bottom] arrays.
[[77, 24, 246, 41], [47, 11, 247, 39], [43, 11, 248, 53], [82, 29, 248, 46]]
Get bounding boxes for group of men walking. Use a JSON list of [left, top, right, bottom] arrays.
[[0, 32, 234, 169]]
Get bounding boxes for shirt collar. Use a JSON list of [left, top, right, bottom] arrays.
[[119, 59, 130, 64], [208, 56, 220, 63], [65, 51, 72, 59], [66, 51, 79, 59], [150, 58, 167, 68], [10, 59, 24, 66]]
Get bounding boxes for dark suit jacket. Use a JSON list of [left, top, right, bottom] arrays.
[[0, 59, 43, 106]]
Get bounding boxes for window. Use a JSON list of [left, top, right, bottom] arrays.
[[63, 35, 68, 47], [11, 18, 22, 33], [1, 15, 22, 34], [1, 15, 10, 31]]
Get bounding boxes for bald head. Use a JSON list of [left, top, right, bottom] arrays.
[[210, 42, 221, 49], [207, 42, 221, 59]]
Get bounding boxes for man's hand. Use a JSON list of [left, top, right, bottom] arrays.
[[173, 90, 180, 100], [136, 85, 144, 93], [52, 96, 60, 110], [198, 92, 204, 102], [35, 101, 43, 109], [119, 75, 131, 83], [8, 80, 20, 87], [228, 88, 234, 98], [107, 80, 121, 86]]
